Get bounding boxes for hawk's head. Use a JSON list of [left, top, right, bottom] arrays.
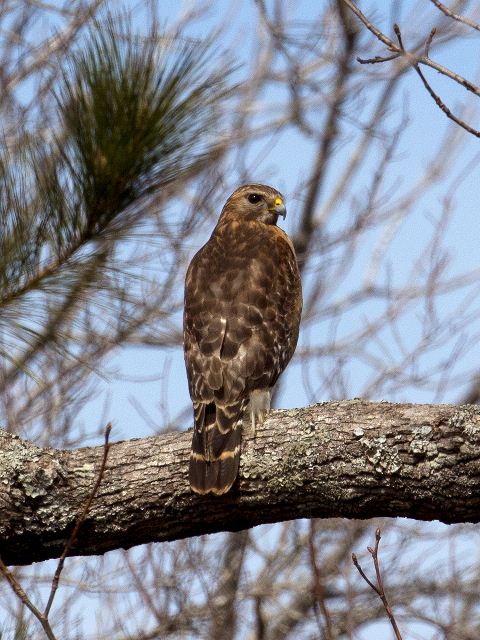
[[218, 184, 286, 226]]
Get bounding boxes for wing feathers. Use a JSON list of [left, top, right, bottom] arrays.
[[184, 192, 302, 495]]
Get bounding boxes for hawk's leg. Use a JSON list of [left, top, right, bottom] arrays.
[[248, 389, 271, 437]]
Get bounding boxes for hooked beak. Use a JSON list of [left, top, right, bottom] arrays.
[[270, 196, 286, 219]]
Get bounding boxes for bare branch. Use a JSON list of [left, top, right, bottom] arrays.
[[44, 422, 111, 616], [412, 49, 480, 137], [352, 528, 403, 640], [4, 0, 106, 94], [343, 0, 480, 136], [309, 520, 334, 640], [429, 0, 480, 32], [424, 26, 437, 58], [0, 558, 56, 639], [208, 531, 249, 640], [294, 1, 358, 268]]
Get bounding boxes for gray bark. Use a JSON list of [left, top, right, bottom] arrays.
[[1, 400, 480, 566]]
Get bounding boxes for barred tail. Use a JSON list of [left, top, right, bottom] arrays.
[[189, 400, 245, 495]]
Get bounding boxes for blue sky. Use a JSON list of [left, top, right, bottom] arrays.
[[73, 0, 480, 446], [83, 6, 480, 636], [8, 2, 480, 637]]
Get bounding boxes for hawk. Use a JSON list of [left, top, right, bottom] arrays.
[[183, 184, 302, 495]]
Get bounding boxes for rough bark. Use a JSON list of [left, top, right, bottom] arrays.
[[1, 400, 480, 566]]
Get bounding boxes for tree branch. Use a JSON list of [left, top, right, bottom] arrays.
[[352, 528, 403, 640], [1, 400, 480, 566], [429, 0, 480, 33], [343, 0, 480, 95], [343, 0, 480, 137]]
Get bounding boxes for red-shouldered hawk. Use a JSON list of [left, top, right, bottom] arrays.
[[183, 184, 302, 495]]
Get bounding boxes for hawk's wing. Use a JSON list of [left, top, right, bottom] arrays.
[[184, 221, 302, 494]]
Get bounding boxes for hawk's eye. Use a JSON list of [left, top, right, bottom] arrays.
[[248, 193, 262, 204]]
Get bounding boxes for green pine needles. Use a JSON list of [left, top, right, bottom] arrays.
[[0, 12, 229, 382], [56, 14, 225, 235]]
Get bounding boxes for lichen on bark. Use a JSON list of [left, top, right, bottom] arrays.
[[1, 400, 480, 566]]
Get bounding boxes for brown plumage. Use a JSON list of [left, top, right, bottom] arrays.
[[183, 184, 302, 495]]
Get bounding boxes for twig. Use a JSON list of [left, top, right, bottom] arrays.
[[342, 0, 396, 50], [45, 422, 112, 615], [255, 595, 265, 640], [0, 560, 56, 640], [397, 23, 480, 138], [5, 0, 107, 92], [0, 423, 112, 639], [343, 0, 480, 138], [352, 528, 403, 640], [308, 520, 333, 640], [357, 53, 400, 64], [393, 23, 405, 51], [429, 0, 480, 33], [412, 56, 480, 138], [424, 27, 436, 58], [342, 0, 480, 95]]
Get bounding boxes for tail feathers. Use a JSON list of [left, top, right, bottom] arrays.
[[189, 401, 245, 495]]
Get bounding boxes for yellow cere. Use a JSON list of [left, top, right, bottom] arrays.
[[275, 197, 283, 207]]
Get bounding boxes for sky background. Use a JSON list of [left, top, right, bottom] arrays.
[[8, 1, 480, 638], [76, 0, 480, 445], [76, 6, 480, 636]]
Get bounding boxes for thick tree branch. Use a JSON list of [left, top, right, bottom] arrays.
[[1, 400, 480, 566]]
